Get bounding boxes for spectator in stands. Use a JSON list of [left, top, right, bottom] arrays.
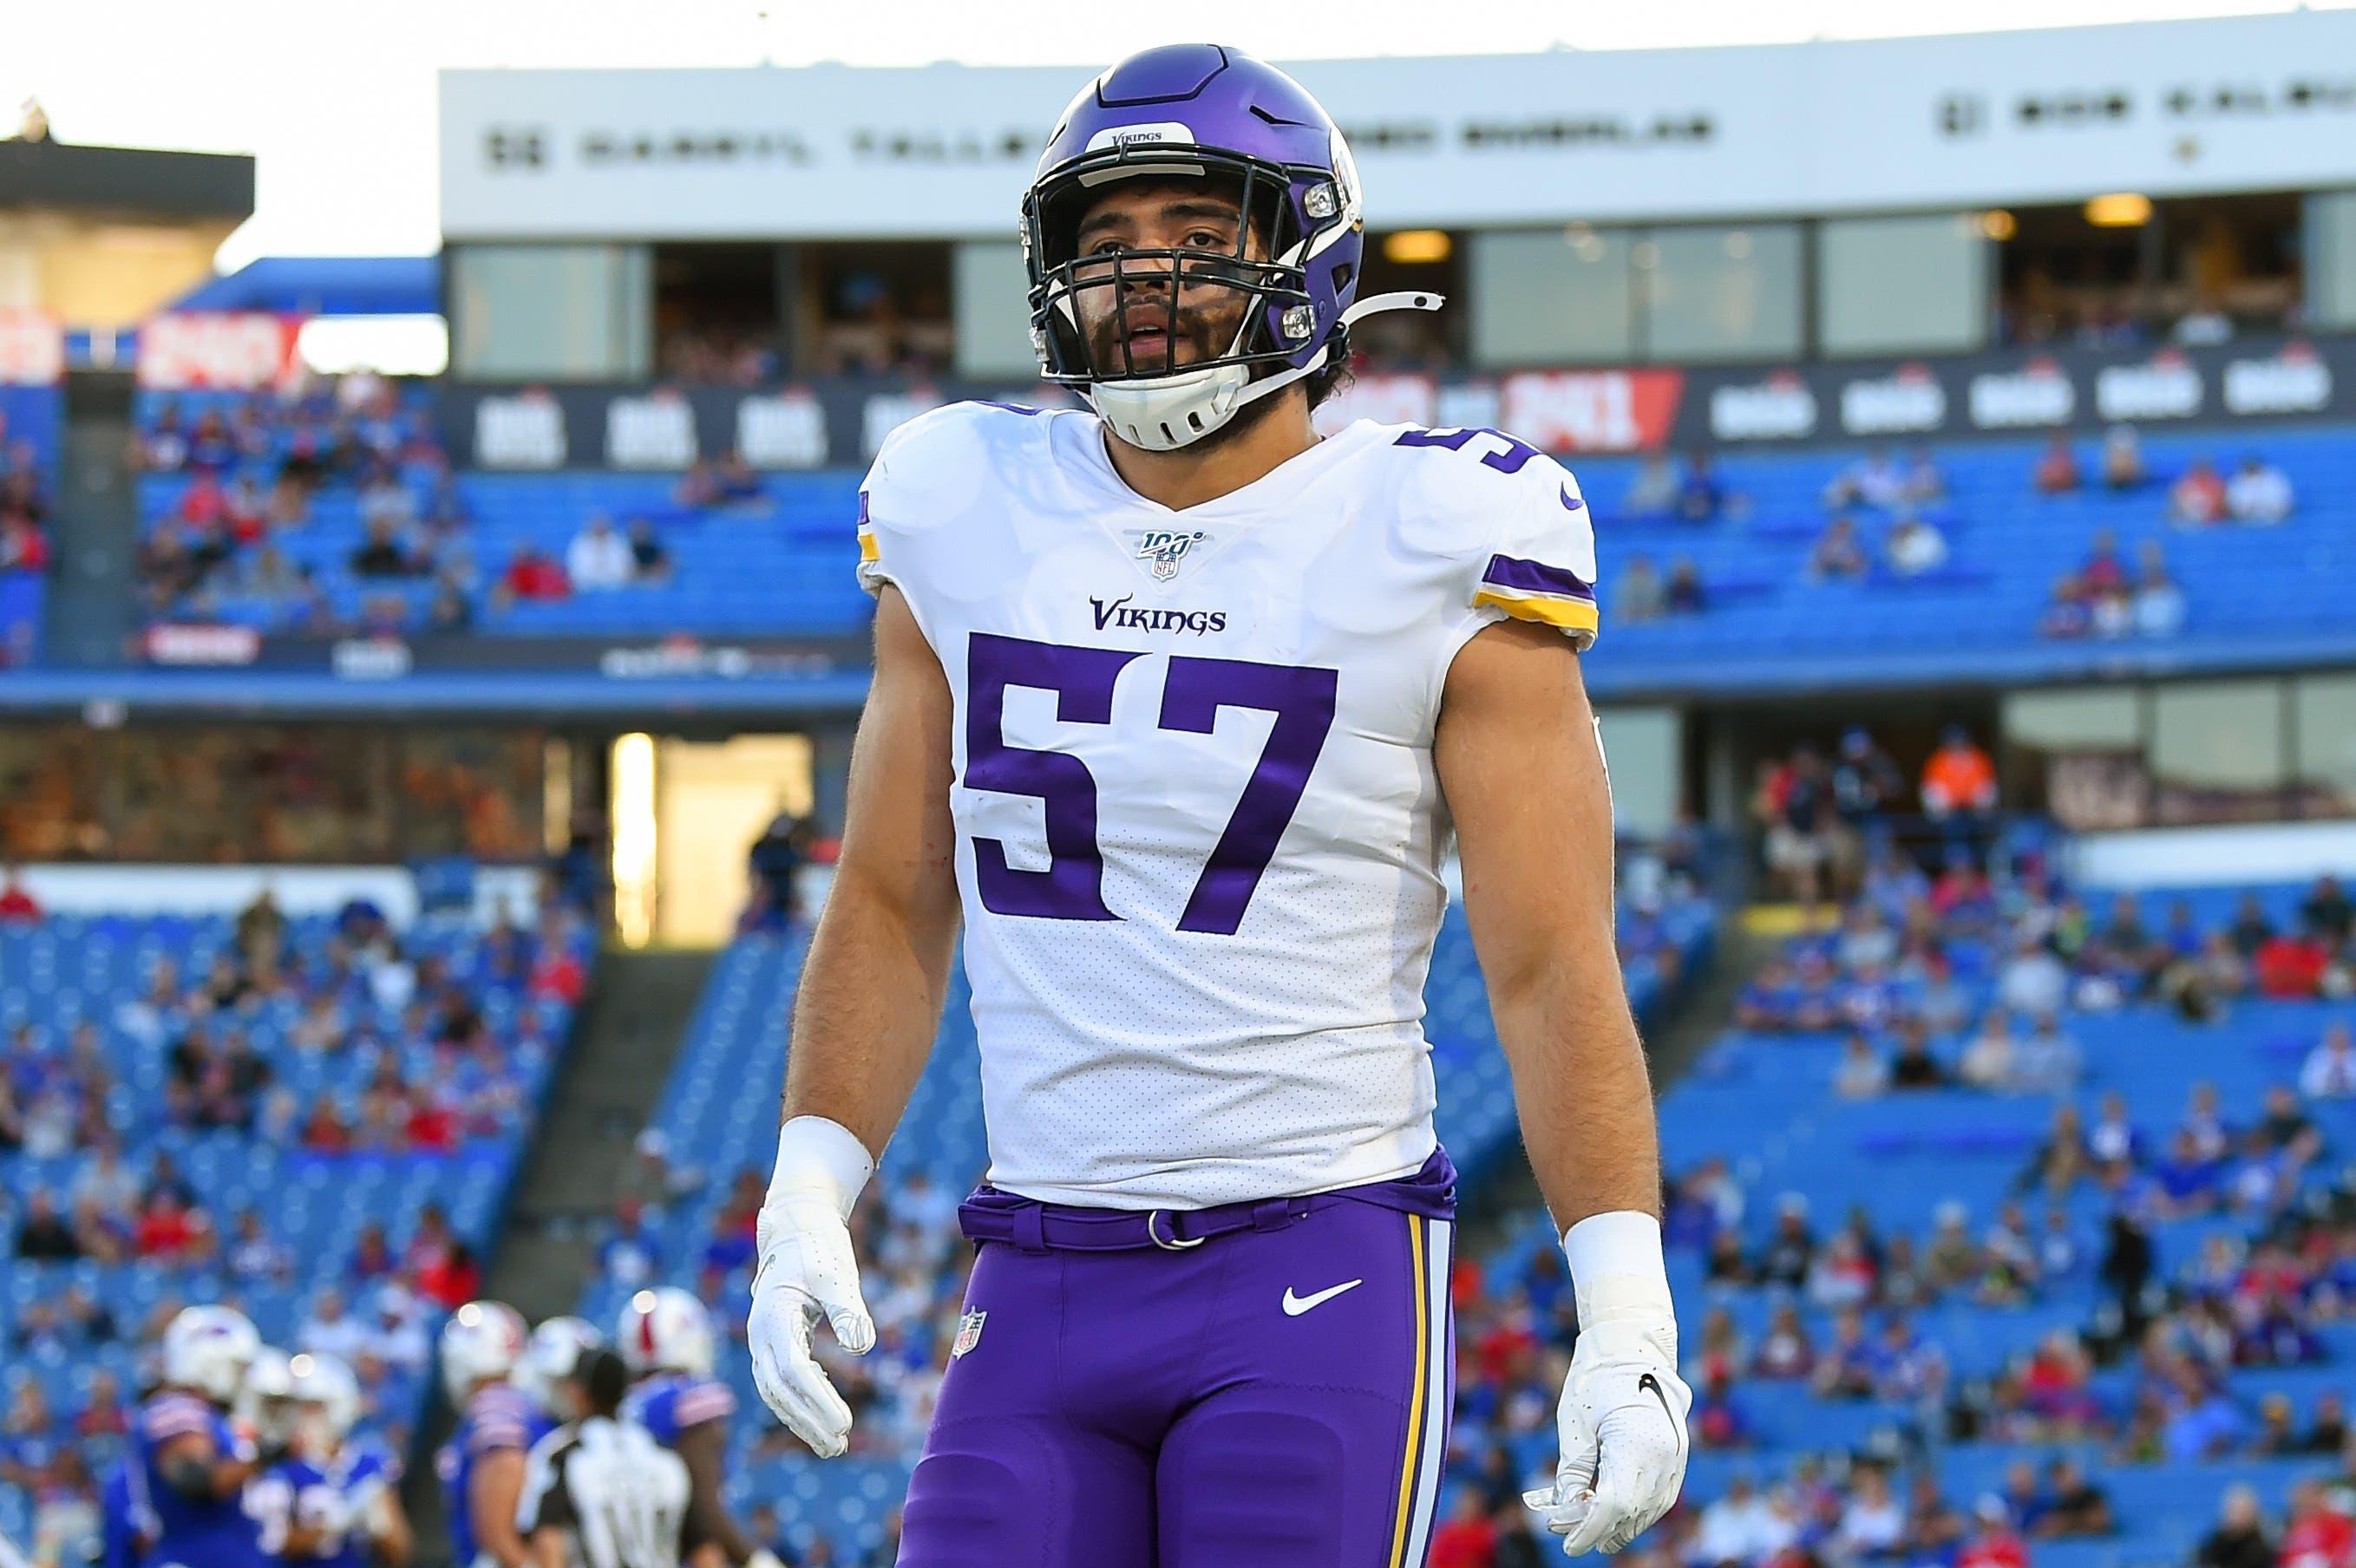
[[1997, 930, 2067, 1018], [1958, 1010, 2015, 1090], [2255, 924, 2331, 998], [2101, 424, 2149, 490], [1678, 451, 1727, 522], [496, 544, 568, 604], [1884, 513, 1948, 576], [1889, 1030, 1948, 1090], [2303, 1023, 2356, 1100], [1758, 1195, 1816, 1289], [2018, 1103, 2091, 1197], [1806, 514, 1868, 581], [0, 512, 46, 577], [1834, 1465, 1906, 1559], [1921, 725, 1997, 849], [1831, 729, 1904, 838], [1614, 553, 1666, 624], [1752, 1303, 1814, 1380], [1664, 557, 1705, 615], [2032, 436, 2081, 495], [566, 514, 636, 591], [2307, 1395, 2348, 1455], [2134, 539, 2187, 637], [2279, 1480, 2352, 1568], [349, 515, 419, 578], [226, 1206, 291, 1284], [1957, 1497, 2030, 1568], [2196, 1486, 2274, 1568], [2227, 454, 2294, 526], [131, 1187, 212, 1264], [0, 866, 38, 924], [13, 1188, 78, 1260], [1757, 747, 1835, 908], [2302, 876, 2354, 946], [1427, 1490, 1495, 1568], [627, 518, 671, 584], [2171, 458, 2229, 526], [1824, 448, 1908, 511], [1834, 1032, 1889, 1101], [1622, 453, 1679, 519], [2014, 1013, 2083, 1094], [298, 1287, 369, 1366]]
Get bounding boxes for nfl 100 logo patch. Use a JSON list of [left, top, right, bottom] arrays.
[[950, 1310, 987, 1358], [1129, 528, 1207, 582]]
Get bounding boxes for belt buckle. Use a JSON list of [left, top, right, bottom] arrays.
[[1147, 1210, 1204, 1251]]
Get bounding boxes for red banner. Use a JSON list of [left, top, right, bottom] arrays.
[[1501, 369, 1685, 452], [137, 312, 305, 391], [0, 311, 63, 387]]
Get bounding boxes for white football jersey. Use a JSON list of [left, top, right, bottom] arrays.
[[858, 402, 1599, 1209]]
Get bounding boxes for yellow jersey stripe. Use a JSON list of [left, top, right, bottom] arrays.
[[1388, 1213, 1430, 1568], [857, 532, 880, 564], [1473, 588, 1600, 633]]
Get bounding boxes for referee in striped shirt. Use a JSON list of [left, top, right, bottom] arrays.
[[519, 1347, 700, 1568]]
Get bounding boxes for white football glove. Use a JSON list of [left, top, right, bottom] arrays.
[[1523, 1212, 1692, 1557], [746, 1552, 789, 1568], [747, 1116, 877, 1459]]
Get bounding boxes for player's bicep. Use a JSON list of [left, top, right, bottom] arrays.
[[834, 585, 962, 934], [1436, 618, 1620, 1002]]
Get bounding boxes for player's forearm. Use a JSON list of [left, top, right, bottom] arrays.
[[781, 860, 957, 1154], [1492, 953, 1662, 1230]]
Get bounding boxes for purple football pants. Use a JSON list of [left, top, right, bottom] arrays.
[[898, 1150, 1457, 1568]]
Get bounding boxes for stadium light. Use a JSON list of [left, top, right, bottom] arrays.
[[1980, 209, 2017, 241], [2084, 193, 2153, 227], [1382, 229, 1452, 265]]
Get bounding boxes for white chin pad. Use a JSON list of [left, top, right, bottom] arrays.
[[1087, 363, 1252, 452]]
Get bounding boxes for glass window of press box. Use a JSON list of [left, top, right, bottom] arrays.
[[2002, 675, 2356, 831], [449, 245, 652, 381], [1470, 222, 1803, 365]]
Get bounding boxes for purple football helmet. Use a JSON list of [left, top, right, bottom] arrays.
[[1022, 44, 1439, 451]]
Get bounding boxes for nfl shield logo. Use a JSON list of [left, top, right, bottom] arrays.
[[951, 1310, 987, 1359], [1131, 528, 1207, 582]]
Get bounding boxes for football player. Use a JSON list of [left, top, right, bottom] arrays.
[[251, 1352, 411, 1566], [746, 42, 1689, 1568], [514, 1316, 605, 1432], [618, 1288, 782, 1568], [432, 1301, 534, 1568], [123, 1304, 272, 1567]]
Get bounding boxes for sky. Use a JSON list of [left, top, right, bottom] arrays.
[[5, 0, 2344, 269]]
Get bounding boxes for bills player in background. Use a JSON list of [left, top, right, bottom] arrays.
[[121, 1304, 271, 1567], [250, 1352, 411, 1567], [618, 1288, 783, 1568], [515, 1316, 606, 1438], [747, 42, 1688, 1568], [434, 1301, 536, 1568]]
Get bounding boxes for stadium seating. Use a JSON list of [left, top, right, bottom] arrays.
[[0, 383, 61, 667], [1462, 875, 2356, 1566], [126, 384, 2356, 696], [578, 887, 1715, 1561], [0, 900, 592, 1550]]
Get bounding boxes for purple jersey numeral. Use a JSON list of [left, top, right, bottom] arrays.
[[1393, 424, 1542, 475], [1158, 657, 1340, 936], [962, 636, 1340, 935], [964, 632, 1142, 921]]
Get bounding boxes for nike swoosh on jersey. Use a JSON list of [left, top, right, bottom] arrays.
[[1281, 1278, 1365, 1316], [1561, 486, 1586, 513]]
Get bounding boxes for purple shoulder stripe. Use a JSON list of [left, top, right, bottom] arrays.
[[1480, 552, 1595, 602]]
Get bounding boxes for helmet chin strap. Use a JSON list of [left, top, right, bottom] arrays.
[[1089, 291, 1446, 453]]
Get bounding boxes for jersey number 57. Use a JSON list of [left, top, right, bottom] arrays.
[[965, 632, 1337, 936]]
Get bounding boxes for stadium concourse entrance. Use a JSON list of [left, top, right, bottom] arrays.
[[602, 729, 833, 948]]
